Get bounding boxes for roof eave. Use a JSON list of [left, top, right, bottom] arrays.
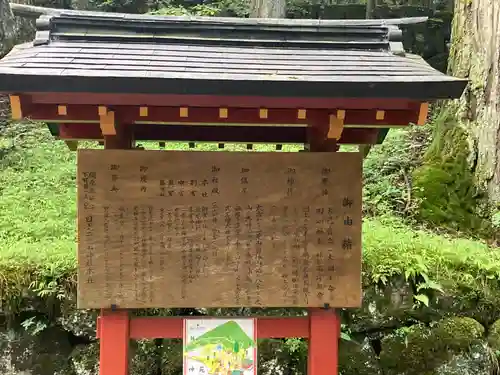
[[0, 74, 468, 101]]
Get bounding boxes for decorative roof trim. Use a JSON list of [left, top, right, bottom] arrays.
[[10, 3, 428, 26], [25, 10, 423, 56], [33, 15, 53, 46]]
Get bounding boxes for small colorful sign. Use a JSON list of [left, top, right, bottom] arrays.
[[183, 318, 257, 375]]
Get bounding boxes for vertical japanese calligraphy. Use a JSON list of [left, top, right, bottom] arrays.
[[77, 150, 362, 309], [81, 171, 96, 288]]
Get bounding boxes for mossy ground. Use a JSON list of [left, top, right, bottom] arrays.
[[0, 121, 498, 313]]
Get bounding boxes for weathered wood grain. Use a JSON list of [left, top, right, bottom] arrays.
[[77, 150, 362, 309]]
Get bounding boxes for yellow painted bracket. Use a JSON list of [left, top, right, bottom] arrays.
[[58, 105, 67, 116], [9, 95, 22, 120], [99, 108, 116, 136], [180, 107, 189, 118], [418, 103, 429, 125], [219, 108, 228, 119], [327, 110, 345, 140], [139, 106, 148, 117]]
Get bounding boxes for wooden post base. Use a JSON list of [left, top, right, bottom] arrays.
[[308, 308, 340, 375], [97, 309, 340, 375], [99, 309, 130, 375]]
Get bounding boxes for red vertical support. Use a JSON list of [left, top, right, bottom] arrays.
[[99, 309, 130, 375], [308, 308, 340, 375], [99, 118, 133, 375]]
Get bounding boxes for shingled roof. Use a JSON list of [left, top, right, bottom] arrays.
[[0, 11, 466, 99]]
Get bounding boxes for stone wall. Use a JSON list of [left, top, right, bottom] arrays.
[[2, 281, 500, 375]]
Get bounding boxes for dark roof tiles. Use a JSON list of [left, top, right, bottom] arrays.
[[0, 12, 467, 99]]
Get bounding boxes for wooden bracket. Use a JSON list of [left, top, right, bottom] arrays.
[[180, 107, 189, 118], [100, 109, 117, 136], [417, 103, 429, 125], [9, 95, 23, 120], [58, 105, 68, 116], [327, 112, 345, 141], [307, 118, 340, 152], [139, 107, 148, 117], [219, 108, 228, 119]]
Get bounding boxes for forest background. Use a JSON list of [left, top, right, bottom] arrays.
[[0, 0, 500, 374]]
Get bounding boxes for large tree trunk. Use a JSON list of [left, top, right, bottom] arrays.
[[366, 0, 375, 19], [0, 0, 16, 58], [0, 0, 16, 122], [250, 0, 286, 18], [447, 0, 500, 209]]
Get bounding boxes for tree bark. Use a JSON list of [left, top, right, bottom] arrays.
[[250, 0, 286, 18], [366, 0, 375, 19], [0, 0, 16, 58], [447, 0, 500, 208]]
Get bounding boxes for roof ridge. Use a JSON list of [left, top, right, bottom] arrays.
[[31, 12, 416, 54]]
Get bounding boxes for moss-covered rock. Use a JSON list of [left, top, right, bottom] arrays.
[[433, 317, 484, 350], [379, 324, 437, 375], [0, 326, 74, 375], [57, 300, 97, 340], [430, 342, 493, 375], [338, 338, 382, 375], [347, 279, 415, 335], [429, 285, 500, 327], [379, 317, 486, 375], [70, 343, 98, 375], [487, 319, 500, 351]]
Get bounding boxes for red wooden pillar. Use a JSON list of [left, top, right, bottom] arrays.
[[99, 117, 133, 375], [307, 118, 341, 375], [99, 309, 130, 375], [308, 308, 340, 375]]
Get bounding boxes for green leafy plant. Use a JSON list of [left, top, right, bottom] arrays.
[[21, 316, 49, 336]]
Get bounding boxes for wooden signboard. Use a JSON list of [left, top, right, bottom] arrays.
[[77, 150, 362, 309]]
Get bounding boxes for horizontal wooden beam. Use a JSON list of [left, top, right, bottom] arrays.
[[56, 123, 380, 144], [25, 92, 423, 111], [21, 104, 420, 127], [96, 316, 310, 339]]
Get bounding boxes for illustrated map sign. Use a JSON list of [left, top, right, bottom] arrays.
[[183, 319, 257, 375], [77, 150, 362, 309]]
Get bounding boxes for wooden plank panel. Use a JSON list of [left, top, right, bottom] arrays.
[[78, 150, 362, 309], [18, 58, 435, 72], [20, 63, 438, 76], [21, 52, 434, 67]]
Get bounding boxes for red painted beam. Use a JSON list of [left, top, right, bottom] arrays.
[[97, 316, 310, 339], [24, 104, 418, 126], [26, 92, 423, 110], [57, 123, 381, 144]]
